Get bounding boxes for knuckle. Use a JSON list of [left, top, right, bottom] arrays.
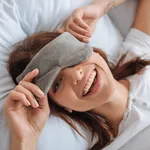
[[78, 28, 84, 34], [15, 84, 22, 90], [74, 8, 80, 14], [76, 34, 83, 40], [73, 33, 79, 39], [27, 71, 32, 76], [25, 90, 35, 100], [26, 92, 33, 99], [67, 28, 73, 34], [68, 23, 73, 28], [20, 93, 26, 100], [76, 34, 81, 39], [9, 91, 14, 97], [18, 80, 24, 85], [73, 17, 78, 24]]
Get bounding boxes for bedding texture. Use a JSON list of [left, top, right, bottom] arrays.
[[0, 0, 137, 149]]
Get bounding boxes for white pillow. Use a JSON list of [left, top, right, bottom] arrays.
[[0, 0, 130, 150], [108, 0, 138, 37]]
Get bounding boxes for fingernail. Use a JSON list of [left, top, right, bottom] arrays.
[[34, 100, 39, 108], [83, 38, 89, 43], [85, 33, 91, 37], [26, 100, 31, 106], [37, 89, 44, 97], [86, 27, 91, 31], [32, 68, 38, 73]]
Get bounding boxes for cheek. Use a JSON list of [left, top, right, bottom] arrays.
[[89, 53, 110, 73], [55, 91, 93, 112], [53, 88, 79, 109], [96, 56, 110, 71], [89, 67, 115, 106]]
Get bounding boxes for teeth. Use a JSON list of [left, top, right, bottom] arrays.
[[83, 70, 96, 96]]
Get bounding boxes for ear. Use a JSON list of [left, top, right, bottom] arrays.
[[64, 108, 73, 113]]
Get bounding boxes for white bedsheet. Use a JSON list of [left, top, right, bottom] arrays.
[[0, 0, 137, 149]]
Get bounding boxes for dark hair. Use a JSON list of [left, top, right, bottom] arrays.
[[8, 32, 150, 150]]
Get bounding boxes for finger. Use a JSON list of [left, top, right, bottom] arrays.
[[56, 27, 65, 34], [68, 22, 91, 37], [67, 28, 90, 43], [82, 38, 90, 43], [74, 17, 90, 30], [19, 80, 44, 98], [73, 9, 90, 30], [15, 84, 40, 108], [22, 68, 39, 82], [8, 90, 31, 106], [38, 95, 50, 113]]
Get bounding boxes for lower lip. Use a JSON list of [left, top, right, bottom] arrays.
[[86, 68, 101, 96]]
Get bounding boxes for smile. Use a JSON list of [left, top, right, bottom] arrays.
[[83, 68, 101, 96]]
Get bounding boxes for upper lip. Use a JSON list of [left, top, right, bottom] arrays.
[[80, 67, 95, 97]]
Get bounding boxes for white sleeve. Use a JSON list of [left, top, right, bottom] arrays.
[[124, 28, 150, 54], [117, 28, 150, 64]]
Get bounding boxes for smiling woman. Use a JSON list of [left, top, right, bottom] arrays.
[[48, 49, 115, 113], [7, 30, 150, 150], [8, 32, 115, 149], [4, 0, 150, 150]]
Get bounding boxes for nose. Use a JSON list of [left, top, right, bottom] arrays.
[[63, 66, 84, 85], [74, 67, 84, 85]]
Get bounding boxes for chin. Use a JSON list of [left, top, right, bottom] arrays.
[[74, 104, 94, 112], [75, 108, 89, 112]]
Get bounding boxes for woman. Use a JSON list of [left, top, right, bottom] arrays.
[[4, 0, 150, 150]]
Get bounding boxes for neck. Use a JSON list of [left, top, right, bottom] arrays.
[[92, 79, 130, 135]]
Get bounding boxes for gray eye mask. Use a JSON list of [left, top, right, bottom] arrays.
[[16, 32, 93, 94]]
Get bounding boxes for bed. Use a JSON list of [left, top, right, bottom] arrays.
[[0, 0, 137, 149]]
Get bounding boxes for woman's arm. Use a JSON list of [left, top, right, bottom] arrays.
[[93, 0, 125, 14], [133, 0, 150, 35], [11, 138, 37, 150], [4, 69, 50, 150], [57, 0, 126, 42]]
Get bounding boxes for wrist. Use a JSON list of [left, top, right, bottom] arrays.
[[11, 137, 38, 150], [93, 0, 116, 15]]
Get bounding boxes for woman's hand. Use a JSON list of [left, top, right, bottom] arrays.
[[56, 4, 105, 43], [4, 69, 50, 148], [56, 0, 126, 42]]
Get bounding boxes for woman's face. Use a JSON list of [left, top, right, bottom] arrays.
[[49, 51, 115, 112]]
